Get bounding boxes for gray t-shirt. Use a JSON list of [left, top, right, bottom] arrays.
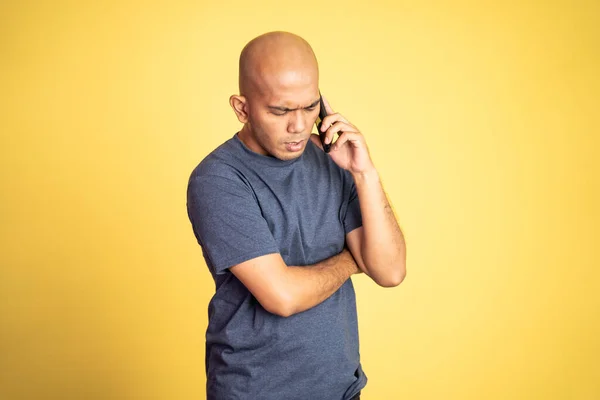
[[187, 133, 367, 400]]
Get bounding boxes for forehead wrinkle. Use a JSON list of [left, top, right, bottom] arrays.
[[268, 97, 320, 110]]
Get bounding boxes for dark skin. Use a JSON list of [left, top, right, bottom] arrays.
[[230, 32, 321, 161], [228, 32, 406, 317]]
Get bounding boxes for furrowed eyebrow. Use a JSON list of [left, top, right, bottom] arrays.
[[268, 99, 320, 112], [267, 106, 293, 112], [305, 99, 320, 109]]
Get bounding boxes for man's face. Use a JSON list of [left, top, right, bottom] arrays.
[[244, 73, 320, 161]]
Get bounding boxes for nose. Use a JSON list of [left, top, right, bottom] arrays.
[[287, 110, 307, 134]]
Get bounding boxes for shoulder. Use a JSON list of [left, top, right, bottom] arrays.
[[188, 137, 251, 190]]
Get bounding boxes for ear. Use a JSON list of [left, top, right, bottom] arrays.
[[229, 95, 249, 124]]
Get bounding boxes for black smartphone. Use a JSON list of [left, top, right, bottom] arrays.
[[315, 94, 331, 153]]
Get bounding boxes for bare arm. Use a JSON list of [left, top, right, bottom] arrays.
[[230, 248, 360, 317], [313, 95, 406, 288], [346, 170, 406, 287]]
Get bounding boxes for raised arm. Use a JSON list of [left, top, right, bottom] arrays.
[[312, 96, 406, 287], [345, 171, 406, 287]]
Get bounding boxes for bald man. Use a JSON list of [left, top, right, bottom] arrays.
[[187, 31, 406, 400]]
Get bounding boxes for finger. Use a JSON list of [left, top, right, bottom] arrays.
[[331, 131, 365, 151], [320, 112, 353, 134], [324, 121, 357, 145]]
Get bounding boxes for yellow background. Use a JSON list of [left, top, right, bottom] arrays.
[[1, 0, 598, 399]]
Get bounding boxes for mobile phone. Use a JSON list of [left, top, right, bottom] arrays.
[[315, 94, 331, 153]]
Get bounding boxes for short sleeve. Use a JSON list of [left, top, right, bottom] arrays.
[[187, 174, 280, 275], [343, 172, 363, 234]]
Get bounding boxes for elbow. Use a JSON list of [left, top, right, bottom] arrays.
[[272, 306, 295, 318], [261, 292, 297, 318], [267, 301, 295, 318], [376, 264, 406, 288]]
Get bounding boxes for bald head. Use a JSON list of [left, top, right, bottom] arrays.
[[230, 32, 321, 160], [238, 32, 319, 97]]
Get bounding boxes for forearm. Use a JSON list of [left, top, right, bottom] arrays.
[[353, 169, 406, 286], [281, 248, 360, 316]]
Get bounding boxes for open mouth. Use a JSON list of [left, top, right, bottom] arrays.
[[284, 140, 305, 151]]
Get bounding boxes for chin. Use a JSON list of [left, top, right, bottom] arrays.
[[273, 151, 301, 161]]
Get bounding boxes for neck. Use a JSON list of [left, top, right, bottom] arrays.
[[237, 124, 265, 156]]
